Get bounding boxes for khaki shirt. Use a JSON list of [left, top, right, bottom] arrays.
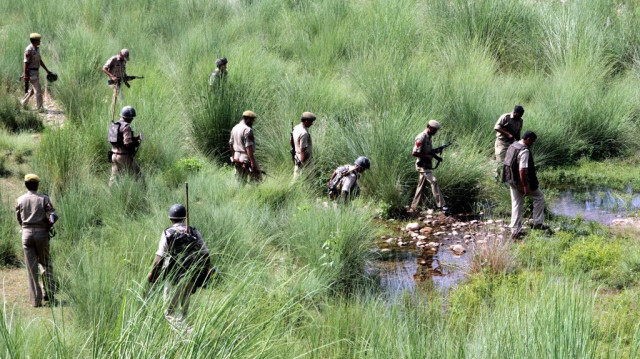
[[156, 222, 209, 257], [413, 130, 433, 169], [209, 68, 227, 86], [229, 121, 255, 163], [292, 123, 312, 163], [16, 191, 56, 228], [104, 55, 127, 78], [24, 44, 41, 73], [494, 113, 523, 142], [111, 120, 136, 153]]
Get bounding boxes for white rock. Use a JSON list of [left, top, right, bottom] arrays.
[[406, 222, 421, 231], [450, 244, 466, 255], [417, 235, 427, 241], [381, 248, 392, 253], [463, 234, 473, 240]]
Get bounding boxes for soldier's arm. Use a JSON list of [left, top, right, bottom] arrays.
[[15, 203, 22, 226], [147, 255, 163, 283], [298, 133, 309, 163], [495, 127, 514, 139], [102, 59, 118, 81], [22, 53, 29, 82], [122, 125, 135, 148], [44, 196, 58, 223], [246, 145, 259, 170], [39, 58, 50, 74]]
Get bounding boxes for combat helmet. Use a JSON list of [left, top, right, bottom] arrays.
[[120, 106, 136, 118], [354, 156, 371, 170], [168, 204, 187, 220]]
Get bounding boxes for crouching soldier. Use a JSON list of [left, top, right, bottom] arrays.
[[148, 204, 211, 330], [15, 174, 58, 307], [327, 156, 371, 202]]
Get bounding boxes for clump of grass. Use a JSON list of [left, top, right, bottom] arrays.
[[0, 84, 43, 133], [470, 238, 518, 275]]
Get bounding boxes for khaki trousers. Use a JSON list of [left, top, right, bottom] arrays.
[[21, 72, 43, 111], [109, 153, 143, 186], [164, 281, 195, 326], [494, 139, 511, 179], [293, 160, 313, 180], [22, 228, 54, 307], [411, 168, 445, 209], [509, 185, 545, 235]]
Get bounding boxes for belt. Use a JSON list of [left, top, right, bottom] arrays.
[[22, 224, 48, 229], [28, 67, 39, 70], [112, 152, 132, 155]]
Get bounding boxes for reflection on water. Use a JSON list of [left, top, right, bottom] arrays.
[[550, 187, 640, 225]]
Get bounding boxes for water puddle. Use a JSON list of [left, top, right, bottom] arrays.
[[371, 215, 510, 300], [549, 187, 640, 225]]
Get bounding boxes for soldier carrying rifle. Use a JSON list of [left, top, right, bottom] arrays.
[[409, 120, 449, 213], [102, 49, 143, 121], [229, 110, 262, 183]]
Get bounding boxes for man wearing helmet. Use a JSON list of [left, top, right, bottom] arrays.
[[328, 156, 371, 202], [108, 105, 143, 186], [209, 57, 228, 87], [229, 110, 262, 182], [21, 33, 55, 112], [103, 49, 130, 105], [410, 120, 447, 213], [148, 204, 210, 330]]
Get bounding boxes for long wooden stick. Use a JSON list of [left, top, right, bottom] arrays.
[[185, 182, 190, 234], [111, 86, 118, 123]]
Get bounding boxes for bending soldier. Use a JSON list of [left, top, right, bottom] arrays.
[[328, 156, 371, 202], [148, 204, 211, 331], [292, 111, 316, 179], [494, 105, 524, 180], [503, 131, 548, 238], [21, 33, 55, 112], [209, 57, 228, 87], [410, 120, 447, 212], [229, 110, 261, 183], [108, 106, 143, 186], [15, 174, 58, 307]]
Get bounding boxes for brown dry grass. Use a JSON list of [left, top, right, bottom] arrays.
[[469, 237, 518, 275]]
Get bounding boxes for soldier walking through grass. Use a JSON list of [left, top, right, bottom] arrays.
[[147, 204, 211, 331], [291, 111, 316, 180], [409, 120, 447, 213], [15, 174, 58, 307], [103, 49, 130, 115], [108, 106, 143, 186], [502, 131, 548, 238], [21, 33, 55, 113], [230, 110, 262, 183], [494, 105, 524, 181], [209, 57, 228, 88]]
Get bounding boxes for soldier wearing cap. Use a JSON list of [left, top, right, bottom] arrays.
[[292, 111, 316, 179], [494, 105, 524, 180], [148, 204, 210, 331], [21, 33, 54, 112], [103, 49, 130, 105], [410, 120, 447, 212], [109, 105, 143, 186], [15, 174, 58, 307], [229, 110, 261, 182], [209, 57, 228, 87]]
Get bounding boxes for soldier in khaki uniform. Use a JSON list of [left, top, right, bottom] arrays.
[[109, 106, 143, 186], [209, 57, 228, 87], [410, 120, 447, 212], [15, 174, 58, 307], [21, 33, 54, 112], [494, 105, 524, 180], [292, 111, 316, 179], [103, 49, 130, 107], [503, 131, 548, 238], [229, 110, 261, 182]]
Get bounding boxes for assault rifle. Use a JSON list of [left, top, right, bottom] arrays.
[[289, 122, 301, 167], [107, 75, 144, 88], [429, 141, 453, 169], [500, 123, 520, 141], [229, 157, 269, 177]]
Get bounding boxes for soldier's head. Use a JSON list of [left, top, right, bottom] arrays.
[[301, 112, 316, 127], [522, 130, 537, 146], [24, 173, 40, 191], [120, 106, 136, 123], [512, 105, 525, 119], [29, 33, 41, 46], [242, 110, 257, 126], [426, 120, 441, 135], [120, 49, 130, 61], [168, 204, 187, 223], [216, 57, 228, 70], [354, 156, 371, 173]]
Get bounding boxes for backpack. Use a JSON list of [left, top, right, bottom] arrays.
[[107, 121, 122, 146], [328, 165, 350, 197], [162, 227, 205, 282]]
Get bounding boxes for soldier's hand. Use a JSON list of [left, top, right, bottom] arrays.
[[111, 75, 118, 81], [23, 75, 29, 82]]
